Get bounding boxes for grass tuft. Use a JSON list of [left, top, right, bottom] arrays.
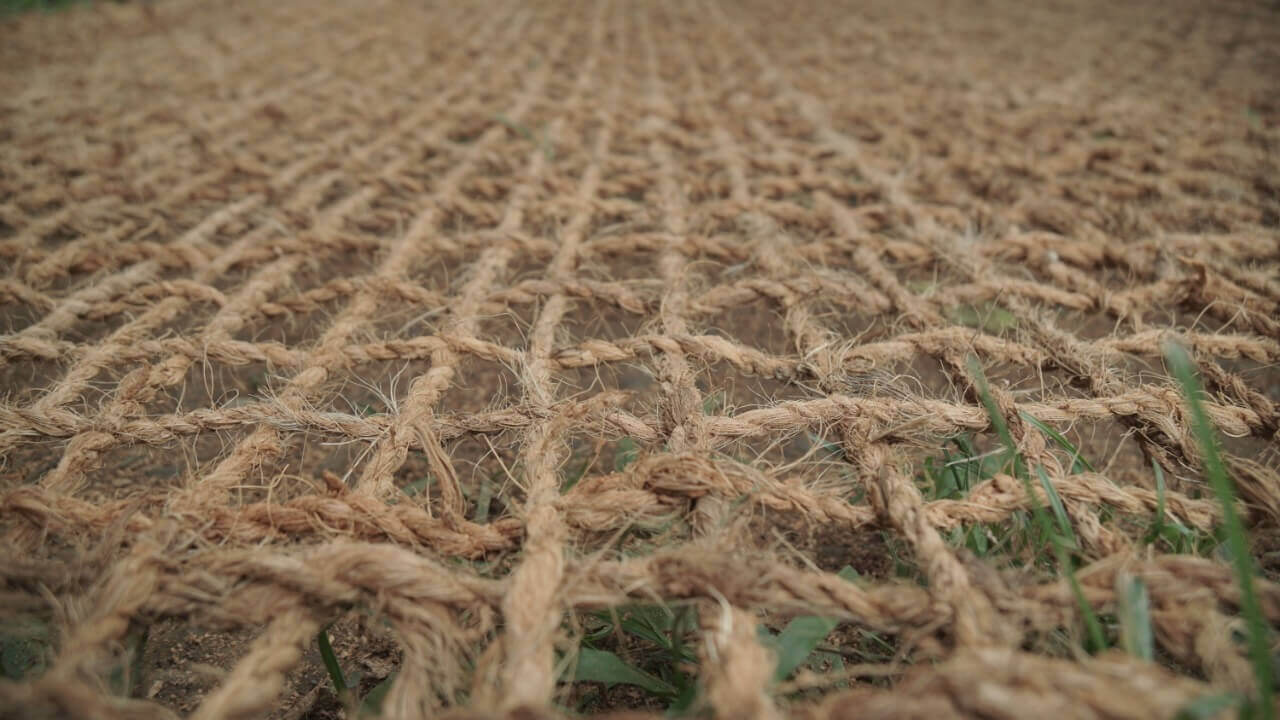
[[573, 603, 699, 712], [966, 355, 1107, 653]]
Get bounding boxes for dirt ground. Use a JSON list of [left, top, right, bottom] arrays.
[[1, 0, 1279, 717]]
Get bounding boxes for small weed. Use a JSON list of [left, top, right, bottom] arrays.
[[966, 356, 1107, 653], [575, 647, 680, 697], [920, 434, 1000, 500], [574, 604, 699, 712], [573, 568, 863, 712]]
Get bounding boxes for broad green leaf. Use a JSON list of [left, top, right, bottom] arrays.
[[969, 525, 989, 555], [668, 680, 699, 713], [772, 616, 837, 681], [573, 648, 676, 696], [769, 566, 858, 682]]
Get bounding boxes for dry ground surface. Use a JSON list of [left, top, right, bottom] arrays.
[[1, 0, 1279, 718]]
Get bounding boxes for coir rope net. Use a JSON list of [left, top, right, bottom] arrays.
[[1, 0, 1279, 717]]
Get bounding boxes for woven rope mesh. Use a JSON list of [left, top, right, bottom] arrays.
[[2, 0, 1280, 717]]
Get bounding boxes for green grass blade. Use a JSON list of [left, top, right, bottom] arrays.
[[1145, 458, 1201, 552], [1165, 341, 1274, 718], [1147, 459, 1169, 544], [966, 357, 1023, 478], [1118, 575, 1154, 661], [574, 648, 677, 697], [1020, 411, 1094, 472], [1036, 464, 1076, 548], [1055, 544, 1108, 653], [317, 627, 351, 702], [970, 356, 1104, 652], [968, 356, 1052, 549], [950, 435, 980, 490]]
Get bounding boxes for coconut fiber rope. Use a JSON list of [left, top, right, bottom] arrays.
[[1, 0, 1279, 717]]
